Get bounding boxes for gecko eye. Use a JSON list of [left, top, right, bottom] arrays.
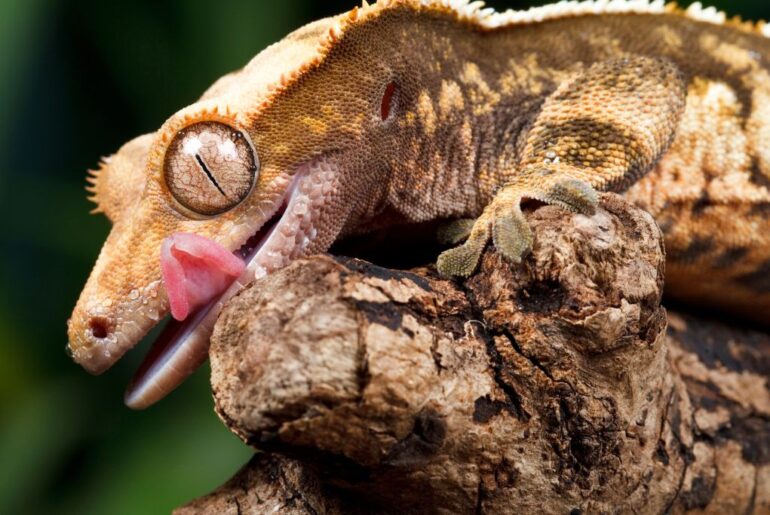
[[164, 121, 258, 216], [380, 81, 398, 121]]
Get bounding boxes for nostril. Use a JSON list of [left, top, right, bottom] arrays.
[[89, 317, 110, 339]]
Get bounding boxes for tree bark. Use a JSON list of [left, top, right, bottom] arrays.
[[176, 194, 770, 514]]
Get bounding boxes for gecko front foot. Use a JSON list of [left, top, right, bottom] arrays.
[[436, 176, 598, 277]]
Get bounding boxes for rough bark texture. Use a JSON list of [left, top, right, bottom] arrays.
[[176, 194, 770, 514]]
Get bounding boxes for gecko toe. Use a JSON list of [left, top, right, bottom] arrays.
[[545, 178, 598, 215], [437, 242, 485, 278], [492, 209, 533, 264], [437, 218, 476, 245], [436, 218, 490, 277]]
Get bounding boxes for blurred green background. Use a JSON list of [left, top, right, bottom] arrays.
[[0, 0, 767, 513]]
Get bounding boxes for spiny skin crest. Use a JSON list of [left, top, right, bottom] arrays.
[[345, 0, 770, 38]]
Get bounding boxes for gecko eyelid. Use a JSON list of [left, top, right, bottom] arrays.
[[163, 121, 259, 216]]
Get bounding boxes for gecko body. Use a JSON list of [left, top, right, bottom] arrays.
[[69, 0, 770, 408]]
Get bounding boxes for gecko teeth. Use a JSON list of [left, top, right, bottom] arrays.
[[124, 157, 339, 409]]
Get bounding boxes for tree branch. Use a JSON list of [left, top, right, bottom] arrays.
[[176, 194, 770, 514]]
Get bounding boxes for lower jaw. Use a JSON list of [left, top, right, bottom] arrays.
[[124, 157, 339, 409]]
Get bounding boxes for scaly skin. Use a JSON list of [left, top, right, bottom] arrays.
[[69, 0, 770, 408]]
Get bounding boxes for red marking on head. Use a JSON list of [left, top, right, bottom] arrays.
[[381, 82, 397, 121]]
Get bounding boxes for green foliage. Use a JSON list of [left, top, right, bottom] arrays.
[[0, 0, 767, 512]]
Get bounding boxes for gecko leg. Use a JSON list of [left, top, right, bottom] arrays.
[[437, 56, 686, 277]]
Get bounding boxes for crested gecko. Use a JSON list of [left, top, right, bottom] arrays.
[[69, 0, 770, 409]]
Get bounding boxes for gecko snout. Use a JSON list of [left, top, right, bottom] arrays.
[[68, 297, 154, 376]]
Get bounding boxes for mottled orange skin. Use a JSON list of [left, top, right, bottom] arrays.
[[71, 1, 770, 378]]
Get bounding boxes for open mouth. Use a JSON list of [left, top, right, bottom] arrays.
[[124, 158, 338, 409]]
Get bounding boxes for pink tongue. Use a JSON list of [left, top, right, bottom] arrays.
[[160, 233, 245, 321]]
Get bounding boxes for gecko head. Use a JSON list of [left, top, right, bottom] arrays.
[[67, 9, 415, 409]]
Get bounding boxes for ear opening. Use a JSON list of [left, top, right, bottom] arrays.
[[380, 81, 399, 121]]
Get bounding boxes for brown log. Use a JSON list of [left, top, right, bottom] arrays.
[[176, 194, 770, 514]]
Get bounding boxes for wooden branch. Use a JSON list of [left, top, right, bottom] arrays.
[[176, 194, 770, 514]]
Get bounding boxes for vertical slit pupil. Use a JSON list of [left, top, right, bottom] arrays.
[[381, 82, 397, 121]]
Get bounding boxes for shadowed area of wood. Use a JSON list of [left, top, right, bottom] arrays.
[[176, 194, 770, 514]]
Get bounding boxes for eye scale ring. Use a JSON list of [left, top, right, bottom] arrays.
[[164, 121, 258, 216]]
